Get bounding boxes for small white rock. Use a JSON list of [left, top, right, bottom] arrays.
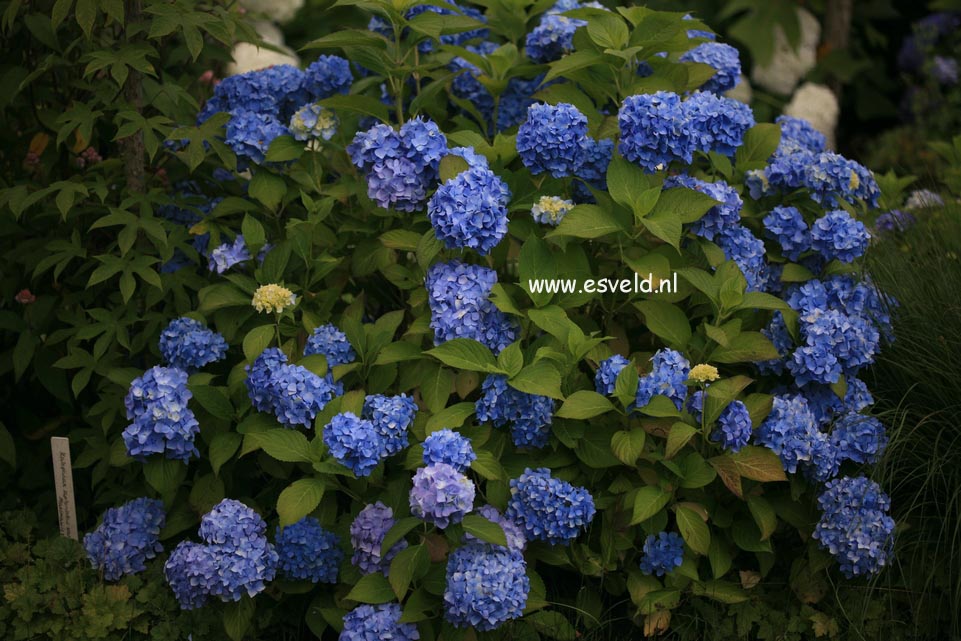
[[783, 82, 839, 150]]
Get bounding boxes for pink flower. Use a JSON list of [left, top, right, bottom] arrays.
[[199, 70, 218, 86], [15, 289, 36, 304]]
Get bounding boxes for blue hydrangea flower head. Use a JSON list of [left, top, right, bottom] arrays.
[[639, 531, 684, 576], [444, 542, 530, 630], [340, 603, 419, 641], [399, 116, 448, 169], [875, 209, 916, 233], [664, 173, 742, 241], [289, 103, 338, 142], [475, 375, 555, 448], [516, 103, 589, 178], [505, 468, 595, 544], [123, 366, 199, 461], [428, 166, 510, 255], [805, 152, 880, 208], [199, 65, 306, 124], [595, 354, 630, 396], [165, 541, 219, 610], [683, 91, 754, 155], [465, 505, 527, 552], [832, 412, 888, 464], [635, 349, 691, 410], [225, 111, 289, 166], [275, 517, 343, 583], [448, 145, 490, 170], [813, 476, 895, 578], [776, 115, 826, 153], [84, 498, 165, 581], [711, 400, 752, 452], [199, 499, 268, 545], [245, 347, 288, 413], [323, 412, 387, 477], [350, 502, 409, 575], [755, 394, 822, 473], [810, 210, 870, 263], [159, 317, 228, 372], [423, 429, 476, 471], [363, 394, 417, 456], [680, 42, 741, 93], [763, 205, 810, 261], [525, 14, 585, 63], [716, 225, 770, 292], [207, 234, 251, 274], [619, 92, 694, 172], [425, 260, 518, 354], [531, 195, 574, 226], [498, 75, 547, 131], [574, 137, 614, 195], [210, 534, 278, 602], [303, 55, 352, 100], [409, 462, 476, 528], [267, 363, 338, 428], [304, 323, 356, 366]]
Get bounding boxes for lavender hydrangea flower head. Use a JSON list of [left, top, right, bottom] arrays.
[[635, 349, 691, 411], [476, 374, 555, 448], [208, 235, 251, 274], [810, 210, 870, 263], [304, 323, 356, 366], [323, 412, 386, 477], [349, 502, 408, 575], [422, 429, 476, 471], [680, 42, 741, 93], [506, 467, 595, 544], [409, 462, 476, 528], [443, 542, 530, 630], [516, 103, 589, 178], [340, 603, 419, 641], [84, 498, 165, 581], [813, 476, 895, 577], [619, 91, 693, 172], [158, 317, 228, 372], [425, 260, 518, 354], [428, 165, 510, 255], [639, 531, 684, 576], [595, 354, 630, 396], [275, 517, 343, 583], [363, 393, 417, 456], [123, 366, 200, 461]]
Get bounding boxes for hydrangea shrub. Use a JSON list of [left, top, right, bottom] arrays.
[[63, 1, 898, 638]]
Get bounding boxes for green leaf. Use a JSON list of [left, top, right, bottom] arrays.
[[730, 446, 787, 482], [438, 154, 469, 182], [190, 385, 234, 420], [209, 432, 242, 476], [611, 429, 646, 465], [380, 517, 422, 557], [425, 339, 504, 374], [665, 422, 698, 459], [346, 573, 396, 604], [257, 429, 312, 463], [614, 363, 639, 408], [587, 12, 629, 50], [321, 93, 390, 124], [692, 580, 749, 604], [243, 325, 275, 362], [496, 342, 524, 378], [634, 300, 692, 349], [649, 186, 720, 223], [223, 597, 254, 641], [75, 0, 97, 37], [637, 394, 680, 417], [470, 450, 506, 480], [527, 610, 577, 641], [241, 214, 267, 248], [509, 360, 564, 400], [265, 135, 305, 162], [249, 170, 287, 211], [631, 486, 672, 524], [277, 478, 326, 527], [676, 505, 711, 555], [708, 537, 732, 579], [735, 123, 781, 170], [426, 402, 475, 433], [546, 204, 630, 240], [0, 422, 15, 469], [144, 457, 187, 498], [374, 341, 422, 365], [556, 390, 614, 419], [711, 332, 780, 363], [389, 544, 430, 598], [461, 514, 508, 547], [703, 375, 753, 424], [747, 496, 777, 540], [198, 283, 251, 312], [638, 208, 682, 249]]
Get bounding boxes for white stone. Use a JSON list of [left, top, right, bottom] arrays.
[[227, 20, 300, 76], [783, 82, 839, 150], [751, 8, 820, 96]]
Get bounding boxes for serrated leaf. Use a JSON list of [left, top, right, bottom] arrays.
[[425, 339, 504, 374], [611, 429, 646, 465], [665, 422, 697, 459], [631, 486, 672, 524], [258, 429, 312, 463], [461, 514, 508, 547], [277, 478, 326, 527], [556, 390, 614, 419], [676, 505, 710, 555], [345, 573, 396, 604]]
